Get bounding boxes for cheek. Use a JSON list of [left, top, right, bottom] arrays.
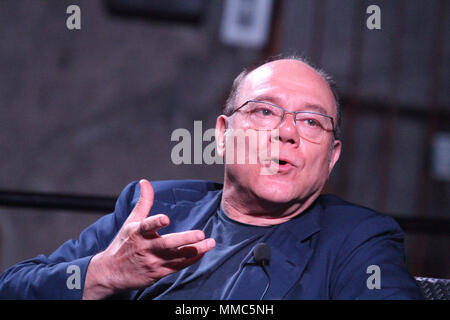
[[297, 142, 329, 175], [224, 127, 274, 165], [226, 163, 262, 190]]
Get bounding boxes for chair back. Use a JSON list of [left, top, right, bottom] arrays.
[[415, 277, 449, 300]]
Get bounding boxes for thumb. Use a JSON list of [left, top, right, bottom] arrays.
[[126, 179, 154, 223]]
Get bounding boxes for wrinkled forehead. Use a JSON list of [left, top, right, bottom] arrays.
[[239, 60, 336, 117]]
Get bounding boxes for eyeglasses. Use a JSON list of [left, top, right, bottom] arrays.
[[229, 100, 337, 144]]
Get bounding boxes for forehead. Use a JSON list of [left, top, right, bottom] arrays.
[[239, 60, 336, 117]]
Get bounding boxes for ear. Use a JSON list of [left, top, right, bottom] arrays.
[[328, 139, 342, 174], [215, 115, 229, 157]]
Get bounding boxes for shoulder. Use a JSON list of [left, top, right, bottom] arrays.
[[126, 179, 223, 206], [151, 179, 223, 195], [312, 195, 422, 299], [317, 194, 402, 230], [110, 179, 222, 229], [315, 194, 404, 245]]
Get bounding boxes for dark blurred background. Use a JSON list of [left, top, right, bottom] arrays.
[[0, 0, 448, 279]]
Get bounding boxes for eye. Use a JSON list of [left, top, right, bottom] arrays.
[[260, 108, 273, 116], [252, 107, 273, 117], [304, 119, 320, 127]]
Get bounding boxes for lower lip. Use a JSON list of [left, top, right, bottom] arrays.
[[272, 162, 294, 172]]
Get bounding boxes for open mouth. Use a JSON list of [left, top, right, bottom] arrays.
[[272, 158, 290, 166]]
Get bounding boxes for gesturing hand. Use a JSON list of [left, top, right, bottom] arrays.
[[83, 179, 216, 299]]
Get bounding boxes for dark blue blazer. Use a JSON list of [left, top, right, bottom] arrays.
[[0, 180, 423, 299]]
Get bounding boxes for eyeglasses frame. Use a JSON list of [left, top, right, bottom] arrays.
[[229, 100, 338, 140]]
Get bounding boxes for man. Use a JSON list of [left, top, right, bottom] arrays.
[[0, 57, 423, 299]]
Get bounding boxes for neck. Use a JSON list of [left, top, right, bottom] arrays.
[[221, 180, 320, 226]]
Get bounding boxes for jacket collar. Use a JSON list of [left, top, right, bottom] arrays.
[[150, 188, 222, 235]]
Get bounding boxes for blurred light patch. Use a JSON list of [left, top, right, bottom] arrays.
[[220, 0, 273, 48], [431, 132, 450, 181]]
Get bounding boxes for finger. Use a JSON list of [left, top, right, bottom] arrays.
[[126, 179, 154, 223], [164, 238, 216, 265], [153, 239, 216, 274], [178, 238, 216, 257], [179, 238, 216, 255], [139, 214, 170, 237], [152, 230, 206, 250]]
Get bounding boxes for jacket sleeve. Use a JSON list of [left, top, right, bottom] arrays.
[[0, 181, 138, 299], [330, 214, 424, 300]]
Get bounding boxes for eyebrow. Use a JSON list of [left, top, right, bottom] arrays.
[[251, 95, 329, 116]]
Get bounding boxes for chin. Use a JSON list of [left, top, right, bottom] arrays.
[[253, 180, 298, 204]]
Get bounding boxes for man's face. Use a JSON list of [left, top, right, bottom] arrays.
[[217, 59, 341, 204]]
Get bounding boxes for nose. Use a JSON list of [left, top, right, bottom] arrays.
[[273, 112, 300, 146]]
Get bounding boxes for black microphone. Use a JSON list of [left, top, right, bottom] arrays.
[[253, 243, 271, 300]]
